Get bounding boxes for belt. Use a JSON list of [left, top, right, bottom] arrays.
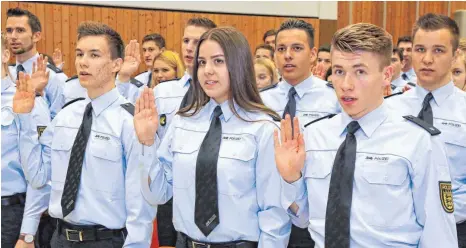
[[1, 192, 26, 206], [179, 232, 258, 248], [57, 219, 127, 242]]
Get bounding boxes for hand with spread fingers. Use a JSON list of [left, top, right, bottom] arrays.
[[31, 54, 50, 96], [52, 48, 64, 68], [134, 87, 159, 146], [273, 114, 306, 183], [13, 72, 36, 114], [119, 40, 141, 83], [312, 63, 326, 80]]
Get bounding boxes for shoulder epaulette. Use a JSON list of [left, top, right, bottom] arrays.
[[130, 78, 144, 88], [35, 92, 42, 97], [65, 75, 78, 83], [8, 62, 16, 67], [159, 78, 180, 84], [326, 82, 334, 89], [268, 114, 281, 122], [390, 84, 397, 90], [62, 97, 85, 109], [47, 63, 63, 73], [384, 92, 403, 99], [304, 114, 336, 128], [259, 83, 277, 92], [407, 82, 417, 87], [120, 103, 135, 116], [403, 115, 441, 136]]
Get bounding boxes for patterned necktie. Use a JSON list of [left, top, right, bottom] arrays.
[[179, 79, 193, 109], [61, 102, 93, 217], [417, 92, 434, 125], [325, 121, 360, 248], [195, 106, 222, 236], [16, 64, 26, 80], [282, 87, 297, 135]]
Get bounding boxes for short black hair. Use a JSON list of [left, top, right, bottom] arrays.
[[186, 17, 217, 30], [77, 21, 124, 60], [263, 29, 277, 42], [277, 19, 315, 48], [392, 48, 403, 61], [325, 67, 332, 81], [255, 44, 274, 58], [396, 36, 412, 47], [142, 33, 165, 49], [7, 8, 41, 33], [413, 13, 460, 52], [318, 44, 331, 54]]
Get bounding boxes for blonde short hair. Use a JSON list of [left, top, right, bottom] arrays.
[[254, 58, 279, 84], [151, 50, 185, 87], [459, 38, 466, 53], [331, 23, 392, 69]]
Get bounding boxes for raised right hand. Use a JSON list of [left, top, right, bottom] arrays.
[[119, 40, 141, 82], [273, 115, 306, 183], [134, 87, 159, 146], [13, 72, 36, 114]]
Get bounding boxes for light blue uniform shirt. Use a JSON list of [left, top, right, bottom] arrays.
[[391, 76, 409, 93], [1, 76, 52, 235], [9, 53, 67, 119], [260, 75, 340, 129], [386, 82, 466, 223], [281, 102, 457, 248], [135, 70, 151, 86], [140, 99, 291, 247], [22, 88, 154, 247], [402, 67, 418, 85]]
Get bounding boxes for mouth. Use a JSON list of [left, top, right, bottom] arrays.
[[340, 96, 357, 104], [184, 55, 194, 62], [204, 80, 218, 86], [420, 68, 434, 73], [145, 58, 152, 63], [79, 72, 92, 77], [283, 64, 296, 71]]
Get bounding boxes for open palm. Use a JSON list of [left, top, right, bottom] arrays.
[[13, 72, 36, 114], [274, 115, 306, 183], [31, 54, 50, 95], [134, 87, 159, 146], [120, 40, 141, 79]]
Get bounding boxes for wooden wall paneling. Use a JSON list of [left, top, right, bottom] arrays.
[[451, 1, 466, 17], [101, 7, 109, 25], [1, 2, 9, 30], [138, 10, 146, 41], [116, 8, 125, 42], [84, 6, 93, 21], [69, 5, 78, 76], [254, 16, 264, 47], [152, 10, 161, 34], [35, 3, 46, 53], [419, 1, 449, 16], [319, 19, 337, 46], [159, 11, 168, 46], [108, 8, 117, 30], [144, 10, 153, 34], [173, 11, 182, 55], [166, 11, 175, 51], [44, 4, 54, 57], [123, 9, 132, 42], [61, 5, 70, 74], [386, 1, 417, 45], [52, 4, 62, 61], [92, 6, 101, 23]]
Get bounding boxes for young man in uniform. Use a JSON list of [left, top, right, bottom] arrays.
[[386, 13, 466, 247], [276, 22, 457, 248], [13, 21, 154, 248]]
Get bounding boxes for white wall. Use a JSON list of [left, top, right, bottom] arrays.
[[64, 1, 338, 20]]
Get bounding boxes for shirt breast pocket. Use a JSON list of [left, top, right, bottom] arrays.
[[304, 152, 333, 219], [50, 127, 77, 183], [1, 108, 17, 143], [171, 130, 203, 189], [217, 137, 256, 197], [442, 128, 466, 181], [89, 134, 123, 195], [358, 159, 410, 227]]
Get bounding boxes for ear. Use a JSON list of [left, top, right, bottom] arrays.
[[32, 31, 41, 43], [2, 49, 11, 64], [310, 47, 317, 61], [160, 47, 166, 53], [382, 64, 394, 87], [112, 58, 123, 73]]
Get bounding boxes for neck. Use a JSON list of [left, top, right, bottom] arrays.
[[2, 63, 7, 78], [401, 66, 411, 73], [418, 75, 451, 92], [87, 80, 115, 99], [187, 67, 193, 77], [350, 98, 383, 120], [285, 74, 309, 86], [15, 47, 37, 64]]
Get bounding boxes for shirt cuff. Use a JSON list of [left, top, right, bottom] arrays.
[[20, 216, 41, 235], [140, 143, 160, 206], [281, 176, 305, 211]]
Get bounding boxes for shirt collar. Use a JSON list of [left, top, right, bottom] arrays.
[[181, 72, 192, 88], [340, 102, 388, 138], [278, 75, 319, 99], [205, 98, 240, 122], [89, 87, 120, 117], [415, 81, 455, 107], [15, 53, 39, 74], [391, 76, 406, 87], [1, 76, 13, 92]]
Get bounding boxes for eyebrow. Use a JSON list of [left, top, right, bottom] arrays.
[[75, 49, 102, 53], [198, 54, 224, 59]]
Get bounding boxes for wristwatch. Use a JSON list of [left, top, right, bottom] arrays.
[[19, 234, 34, 244]]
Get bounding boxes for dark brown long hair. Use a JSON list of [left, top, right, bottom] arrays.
[[178, 26, 280, 122]]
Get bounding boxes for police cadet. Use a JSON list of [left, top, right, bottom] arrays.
[[260, 19, 340, 248], [5, 8, 67, 119], [397, 35, 418, 86], [135, 33, 166, 86], [275, 22, 458, 248], [136, 26, 290, 248], [1, 32, 51, 248], [390, 48, 408, 93], [13, 21, 153, 247], [386, 13, 466, 247]]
